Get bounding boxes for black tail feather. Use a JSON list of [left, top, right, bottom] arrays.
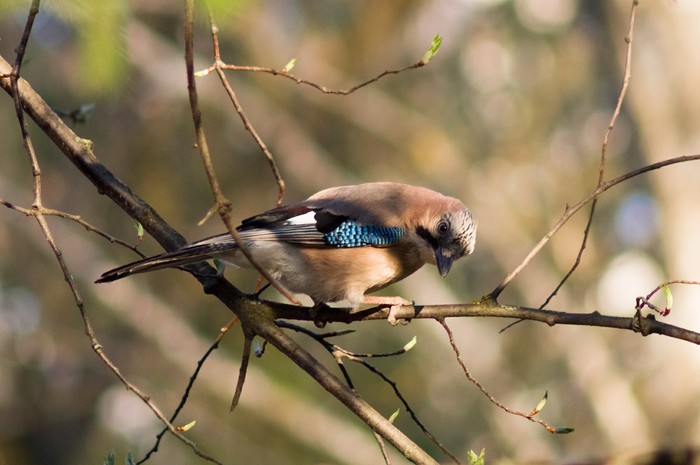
[[96, 241, 236, 283]]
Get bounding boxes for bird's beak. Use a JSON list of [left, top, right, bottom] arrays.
[[436, 248, 455, 277]]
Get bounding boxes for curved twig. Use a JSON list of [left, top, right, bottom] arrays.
[[490, 153, 700, 299]]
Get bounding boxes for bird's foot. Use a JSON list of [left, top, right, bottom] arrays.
[[310, 302, 332, 328], [362, 296, 414, 325]]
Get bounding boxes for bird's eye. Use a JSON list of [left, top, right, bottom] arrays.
[[437, 220, 449, 235]]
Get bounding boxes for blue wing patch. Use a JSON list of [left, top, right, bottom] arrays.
[[323, 220, 405, 247]]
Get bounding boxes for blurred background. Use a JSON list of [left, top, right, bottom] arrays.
[[2, 0, 700, 464]]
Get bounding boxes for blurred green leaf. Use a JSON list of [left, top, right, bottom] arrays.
[[78, 0, 127, 94], [421, 34, 442, 64], [662, 284, 673, 314], [466, 448, 485, 465], [0, 0, 128, 94], [134, 220, 144, 241], [283, 58, 297, 73], [179, 420, 197, 432], [388, 408, 400, 423], [403, 335, 417, 352], [49, 0, 129, 95], [0, 0, 28, 14], [531, 390, 548, 416]]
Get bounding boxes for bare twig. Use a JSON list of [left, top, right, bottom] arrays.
[[7, 4, 223, 464], [636, 280, 700, 317], [490, 151, 700, 300], [439, 319, 571, 434], [493, 0, 640, 301], [138, 317, 238, 464], [0, 200, 145, 255], [195, 18, 439, 203], [1, 51, 441, 465], [206, 11, 286, 206], [230, 335, 253, 411], [214, 60, 430, 96], [373, 431, 392, 465], [277, 321, 462, 465], [183, 0, 299, 306], [195, 31, 433, 96]]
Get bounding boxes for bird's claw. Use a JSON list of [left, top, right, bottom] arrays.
[[310, 302, 331, 328], [362, 296, 413, 325]]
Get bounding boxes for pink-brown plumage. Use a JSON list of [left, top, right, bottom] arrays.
[[97, 182, 476, 313]]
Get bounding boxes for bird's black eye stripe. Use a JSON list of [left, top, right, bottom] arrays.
[[416, 226, 439, 249]]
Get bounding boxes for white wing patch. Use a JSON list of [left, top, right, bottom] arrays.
[[283, 211, 317, 226]]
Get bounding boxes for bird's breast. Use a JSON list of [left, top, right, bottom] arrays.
[[240, 243, 425, 305]]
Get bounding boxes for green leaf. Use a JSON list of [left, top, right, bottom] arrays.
[[466, 448, 486, 465], [662, 284, 673, 315], [422, 34, 443, 64], [554, 426, 575, 434], [283, 58, 297, 73], [103, 451, 116, 465], [74, 0, 128, 94], [531, 390, 548, 415], [179, 420, 197, 432], [388, 408, 400, 424], [194, 68, 212, 78], [403, 336, 417, 352], [134, 221, 144, 241]]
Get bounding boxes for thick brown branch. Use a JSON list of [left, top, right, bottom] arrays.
[[0, 50, 440, 465], [270, 300, 700, 346]]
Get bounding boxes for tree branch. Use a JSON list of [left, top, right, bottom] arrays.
[[270, 299, 700, 346], [0, 51, 440, 465]]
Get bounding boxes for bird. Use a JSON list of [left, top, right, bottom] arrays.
[[96, 182, 476, 321]]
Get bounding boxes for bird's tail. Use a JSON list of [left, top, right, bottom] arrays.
[[96, 237, 237, 283]]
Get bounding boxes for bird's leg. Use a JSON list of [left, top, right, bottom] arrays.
[[361, 296, 413, 325]]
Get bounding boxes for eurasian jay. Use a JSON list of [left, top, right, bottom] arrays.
[[97, 182, 476, 319]]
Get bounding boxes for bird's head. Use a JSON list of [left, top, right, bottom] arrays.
[[416, 203, 476, 277]]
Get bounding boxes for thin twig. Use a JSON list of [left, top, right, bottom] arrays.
[[1, 51, 441, 465], [270, 292, 700, 344], [206, 11, 286, 205], [8, 4, 222, 464], [183, 0, 299, 306], [354, 357, 462, 465], [138, 317, 238, 464], [218, 61, 428, 95], [439, 319, 568, 434], [0, 199, 145, 255], [493, 0, 640, 301], [490, 152, 700, 300], [276, 321, 461, 464], [197, 53, 429, 96], [230, 335, 252, 411], [636, 280, 700, 317], [373, 431, 392, 465]]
